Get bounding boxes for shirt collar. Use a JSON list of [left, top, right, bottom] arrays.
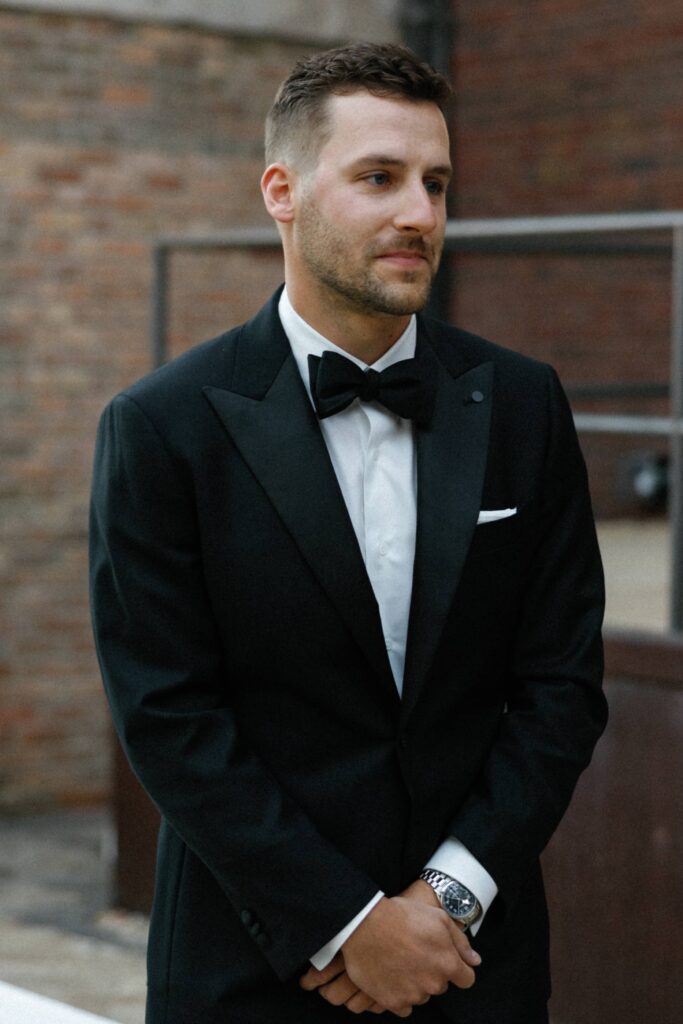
[[278, 286, 417, 402]]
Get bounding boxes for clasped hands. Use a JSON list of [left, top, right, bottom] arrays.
[[300, 880, 481, 1018]]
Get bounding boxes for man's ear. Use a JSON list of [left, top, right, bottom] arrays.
[[261, 162, 298, 224]]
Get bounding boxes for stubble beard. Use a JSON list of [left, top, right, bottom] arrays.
[[296, 199, 440, 318]]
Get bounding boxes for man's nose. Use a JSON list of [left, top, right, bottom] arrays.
[[393, 182, 439, 233]]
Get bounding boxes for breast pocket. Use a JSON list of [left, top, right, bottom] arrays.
[[467, 500, 538, 559]]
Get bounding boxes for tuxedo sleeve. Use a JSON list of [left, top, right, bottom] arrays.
[[448, 365, 607, 910], [89, 394, 378, 979]]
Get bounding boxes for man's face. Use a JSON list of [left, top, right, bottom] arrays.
[[291, 90, 451, 318]]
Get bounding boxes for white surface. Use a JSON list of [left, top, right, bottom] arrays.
[[0, 918, 146, 1024], [0, 980, 117, 1024], [597, 519, 669, 632]]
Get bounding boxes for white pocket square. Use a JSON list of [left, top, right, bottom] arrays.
[[477, 507, 517, 525]]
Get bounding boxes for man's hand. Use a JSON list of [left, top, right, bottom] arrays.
[[300, 884, 481, 1017], [301, 953, 387, 1015]]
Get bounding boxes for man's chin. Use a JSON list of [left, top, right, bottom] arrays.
[[320, 269, 434, 318], [372, 282, 433, 317]]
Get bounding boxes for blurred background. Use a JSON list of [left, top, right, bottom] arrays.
[[1, 1, 682, 1022]]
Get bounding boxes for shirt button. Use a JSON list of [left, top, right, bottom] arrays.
[[385, 639, 393, 651], [379, 544, 387, 556]]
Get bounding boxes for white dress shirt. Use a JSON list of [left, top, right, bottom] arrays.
[[278, 289, 497, 965]]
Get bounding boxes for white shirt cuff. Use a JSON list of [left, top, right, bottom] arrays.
[[310, 891, 385, 970], [426, 838, 498, 937]]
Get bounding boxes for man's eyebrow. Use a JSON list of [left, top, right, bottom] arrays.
[[349, 155, 452, 177]]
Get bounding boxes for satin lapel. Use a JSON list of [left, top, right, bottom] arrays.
[[400, 343, 494, 722], [203, 322, 396, 698]]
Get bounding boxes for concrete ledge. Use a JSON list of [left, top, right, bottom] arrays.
[[0, 0, 400, 43], [0, 981, 117, 1024]]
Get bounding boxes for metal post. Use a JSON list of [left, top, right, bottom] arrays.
[[670, 227, 683, 630], [152, 244, 169, 368], [398, 0, 454, 75], [399, 0, 454, 322]]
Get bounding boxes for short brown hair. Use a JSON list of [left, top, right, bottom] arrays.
[[265, 42, 451, 167]]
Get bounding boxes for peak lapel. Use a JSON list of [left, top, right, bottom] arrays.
[[203, 305, 396, 698], [401, 338, 494, 721]]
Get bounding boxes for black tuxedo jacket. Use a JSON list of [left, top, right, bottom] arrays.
[[90, 290, 606, 1024]]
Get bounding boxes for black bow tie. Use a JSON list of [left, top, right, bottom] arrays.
[[308, 351, 435, 425]]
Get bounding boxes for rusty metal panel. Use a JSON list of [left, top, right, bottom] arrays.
[[544, 649, 683, 1024]]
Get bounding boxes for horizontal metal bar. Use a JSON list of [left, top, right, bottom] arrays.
[[445, 210, 683, 241], [573, 413, 683, 436], [156, 233, 670, 258], [155, 211, 683, 256], [567, 382, 668, 401], [444, 239, 671, 256], [156, 226, 281, 250]]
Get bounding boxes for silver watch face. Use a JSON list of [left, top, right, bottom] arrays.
[[442, 881, 478, 921]]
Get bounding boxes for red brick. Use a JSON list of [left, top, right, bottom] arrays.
[[38, 166, 83, 184], [146, 172, 184, 190], [102, 84, 150, 106]]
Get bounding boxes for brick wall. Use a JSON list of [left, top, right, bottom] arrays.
[[448, 0, 682, 515], [0, 9, 319, 810], [2, 1, 678, 810]]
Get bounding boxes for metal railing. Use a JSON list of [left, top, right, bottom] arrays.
[[151, 210, 683, 630]]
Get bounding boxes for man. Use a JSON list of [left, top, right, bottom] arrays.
[[90, 42, 606, 1024]]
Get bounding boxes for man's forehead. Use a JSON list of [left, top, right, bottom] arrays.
[[326, 87, 444, 119], [322, 89, 449, 149]]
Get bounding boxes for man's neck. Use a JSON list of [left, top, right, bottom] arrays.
[[285, 281, 412, 366]]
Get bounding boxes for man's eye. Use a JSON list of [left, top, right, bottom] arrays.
[[366, 172, 389, 186], [425, 179, 445, 195]]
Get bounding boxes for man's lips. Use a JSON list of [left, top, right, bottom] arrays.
[[377, 250, 430, 267]]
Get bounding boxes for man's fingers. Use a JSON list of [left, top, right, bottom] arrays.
[[299, 953, 345, 991], [463, 946, 482, 967], [448, 919, 482, 967], [444, 944, 476, 988], [319, 972, 362, 1007], [345, 990, 383, 1014]]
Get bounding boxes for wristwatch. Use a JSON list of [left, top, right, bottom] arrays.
[[419, 869, 482, 929]]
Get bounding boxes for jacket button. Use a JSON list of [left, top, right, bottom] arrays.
[[255, 932, 270, 948], [471, 390, 484, 403], [240, 909, 254, 927]]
